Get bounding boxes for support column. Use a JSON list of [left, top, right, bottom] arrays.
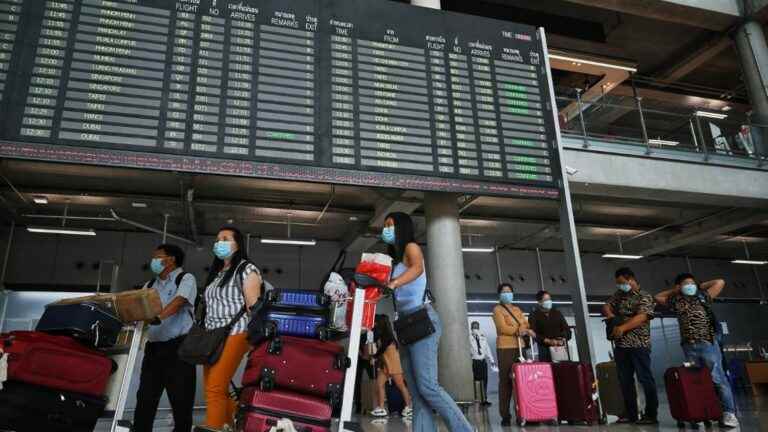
[[735, 20, 768, 158], [541, 29, 597, 366], [424, 192, 474, 403]]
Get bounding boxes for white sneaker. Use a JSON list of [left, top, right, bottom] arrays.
[[401, 406, 413, 418], [721, 412, 739, 428], [370, 407, 389, 417]]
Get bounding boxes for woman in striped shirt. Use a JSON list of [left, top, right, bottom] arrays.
[[202, 226, 262, 430]]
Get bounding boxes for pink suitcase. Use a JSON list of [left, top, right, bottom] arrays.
[[510, 336, 559, 426], [236, 386, 332, 432]]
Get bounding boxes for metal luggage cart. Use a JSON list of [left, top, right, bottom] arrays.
[[101, 323, 145, 432]]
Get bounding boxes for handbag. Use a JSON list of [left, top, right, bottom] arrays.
[[392, 289, 435, 345], [178, 262, 249, 365], [549, 345, 570, 362]]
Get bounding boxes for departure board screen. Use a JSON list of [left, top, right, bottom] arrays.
[[0, 0, 562, 198]]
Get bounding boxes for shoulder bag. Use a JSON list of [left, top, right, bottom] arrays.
[[392, 289, 435, 346], [178, 261, 249, 365], [500, 304, 530, 349]]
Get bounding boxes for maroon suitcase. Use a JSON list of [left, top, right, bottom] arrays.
[[0, 331, 115, 397], [242, 336, 348, 405], [665, 366, 722, 426], [552, 361, 601, 425], [236, 386, 331, 432]]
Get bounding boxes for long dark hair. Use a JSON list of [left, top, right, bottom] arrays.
[[205, 226, 249, 288], [385, 212, 416, 264], [374, 314, 396, 349]]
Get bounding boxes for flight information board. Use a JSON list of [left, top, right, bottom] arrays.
[[0, 0, 562, 198]]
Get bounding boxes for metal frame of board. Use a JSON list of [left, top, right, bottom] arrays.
[[540, 27, 597, 369]]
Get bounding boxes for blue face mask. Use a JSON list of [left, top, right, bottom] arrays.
[[381, 226, 395, 245], [617, 283, 632, 293], [500, 292, 514, 304], [681, 283, 697, 296], [541, 300, 553, 310], [150, 257, 165, 275], [213, 241, 234, 260]]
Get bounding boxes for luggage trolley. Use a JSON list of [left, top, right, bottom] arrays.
[[101, 322, 145, 432], [338, 274, 388, 432]]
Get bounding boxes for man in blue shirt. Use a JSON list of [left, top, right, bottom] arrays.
[[133, 244, 197, 432]]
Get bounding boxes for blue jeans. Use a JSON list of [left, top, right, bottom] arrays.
[[682, 341, 736, 414], [400, 305, 473, 432], [615, 347, 659, 420]]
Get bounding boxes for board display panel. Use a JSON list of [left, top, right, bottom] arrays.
[[0, 0, 562, 198]]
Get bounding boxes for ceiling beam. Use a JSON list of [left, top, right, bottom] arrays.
[[340, 196, 422, 252], [631, 209, 768, 256], [654, 36, 733, 83], [560, 0, 740, 31]]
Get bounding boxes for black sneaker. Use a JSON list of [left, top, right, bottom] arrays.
[[635, 416, 659, 425], [501, 417, 512, 427]]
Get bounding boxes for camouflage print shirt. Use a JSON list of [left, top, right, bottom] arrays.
[[607, 289, 656, 349]]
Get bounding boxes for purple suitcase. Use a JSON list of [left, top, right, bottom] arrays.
[[266, 289, 329, 311], [263, 311, 330, 341]]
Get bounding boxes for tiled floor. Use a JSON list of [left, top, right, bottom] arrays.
[[95, 388, 767, 431]]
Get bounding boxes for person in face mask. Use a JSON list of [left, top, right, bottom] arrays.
[[528, 290, 570, 362], [655, 274, 738, 428], [602, 267, 659, 426], [134, 244, 197, 432], [198, 227, 263, 431], [468, 321, 497, 407], [492, 283, 533, 427]]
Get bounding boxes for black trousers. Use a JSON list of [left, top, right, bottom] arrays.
[[133, 335, 196, 432], [615, 346, 659, 421], [472, 359, 488, 402]]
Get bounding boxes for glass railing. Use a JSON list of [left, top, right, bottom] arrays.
[[554, 87, 767, 166]]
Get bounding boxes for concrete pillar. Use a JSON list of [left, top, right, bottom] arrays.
[[735, 20, 768, 158], [424, 192, 474, 403]]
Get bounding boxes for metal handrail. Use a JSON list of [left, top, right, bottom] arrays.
[[555, 89, 767, 165]]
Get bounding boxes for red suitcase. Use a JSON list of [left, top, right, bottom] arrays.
[[236, 386, 331, 432], [552, 361, 601, 425], [510, 337, 558, 426], [665, 366, 722, 426], [242, 336, 348, 405], [1, 331, 115, 397]]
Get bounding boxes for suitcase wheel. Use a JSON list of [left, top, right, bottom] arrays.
[[267, 337, 283, 355], [327, 385, 342, 407], [334, 353, 352, 370], [703, 420, 712, 427], [264, 321, 278, 339], [260, 374, 275, 391], [677, 421, 685, 428]]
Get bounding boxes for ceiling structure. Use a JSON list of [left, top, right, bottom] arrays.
[[2, 160, 766, 261], [1, 1, 766, 262]]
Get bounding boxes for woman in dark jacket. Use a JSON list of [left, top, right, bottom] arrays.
[[528, 290, 571, 362]]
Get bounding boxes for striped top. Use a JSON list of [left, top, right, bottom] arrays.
[[204, 261, 260, 335]]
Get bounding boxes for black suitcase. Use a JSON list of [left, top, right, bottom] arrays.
[[36, 302, 122, 348], [0, 380, 107, 432]]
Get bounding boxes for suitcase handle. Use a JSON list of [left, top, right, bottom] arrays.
[[517, 334, 537, 362]]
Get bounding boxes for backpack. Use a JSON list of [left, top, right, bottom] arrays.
[[146, 271, 189, 290]]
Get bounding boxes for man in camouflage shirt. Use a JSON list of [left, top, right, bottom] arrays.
[[603, 267, 659, 425], [656, 273, 739, 428]]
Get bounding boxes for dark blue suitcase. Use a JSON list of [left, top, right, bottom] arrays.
[[263, 311, 329, 341], [266, 289, 328, 311], [36, 302, 122, 348]]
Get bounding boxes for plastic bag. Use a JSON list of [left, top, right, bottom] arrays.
[[325, 272, 349, 331], [269, 418, 298, 432], [0, 352, 7, 390], [355, 253, 392, 284]]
